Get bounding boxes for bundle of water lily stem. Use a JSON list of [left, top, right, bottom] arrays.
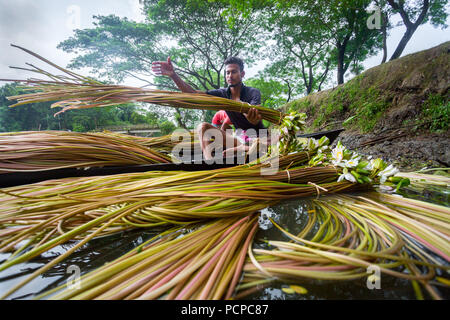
[[0, 45, 448, 300]]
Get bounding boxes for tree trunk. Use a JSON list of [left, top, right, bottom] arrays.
[[381, 13, 388, 64], [306, 66, 313, 94], [387, 0, 429, 61], [223, 69, 227, 88], [174, 109, 187, 129], [318, 58, 330, 91], [337, 44, 346, 85], [284, 80, 292, 103], [389, 25, 417, 60]]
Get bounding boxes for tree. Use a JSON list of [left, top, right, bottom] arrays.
[[0, 83, 61, 132], [372, 0, 394, 64], [245, 75, 292, 109], [218, 0, 383, 87], [266, 4, 333, 95], [144, 0, 264, 88], [313, 0, 383, 84], [57, 0, 265, 126], [384, 0, 448, 60]]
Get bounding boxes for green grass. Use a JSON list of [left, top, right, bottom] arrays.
[[421, 93, 449, 132], [285, 74, 389, 133]]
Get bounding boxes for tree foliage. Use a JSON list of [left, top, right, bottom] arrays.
[[245, 76, 292, 109], [217, 0, 384, 96], [264, 4, 333, 94], [277, 0, 383, 86], [57, 0, 265, 126], [217, 0, 447, 89]]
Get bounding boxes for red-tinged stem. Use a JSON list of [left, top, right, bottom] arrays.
[[226, 221, 259, 299], [389, 220, 449, 262], [233, 284, 270, 300], [331, 215, 353, 247], [260, 263, 355, 271], [175, 228, 242, 300], [215, 216, 250, 244], [104, 263, 173, 300], [198, 222, 248, 300], [252, 260, 310, 267], [141, 260, 191, 296]]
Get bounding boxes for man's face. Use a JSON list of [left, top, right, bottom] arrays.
[[225, 64, 244, 87]]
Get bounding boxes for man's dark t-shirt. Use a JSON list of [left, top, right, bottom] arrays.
[[206, 84, 265, 136]]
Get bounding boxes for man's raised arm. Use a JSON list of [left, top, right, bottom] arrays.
[[151, 57, 201, 93]]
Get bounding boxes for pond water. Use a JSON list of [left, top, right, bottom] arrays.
[[0, 186, 448, 300]]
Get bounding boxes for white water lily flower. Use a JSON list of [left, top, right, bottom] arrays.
[[378, 164, 399, 184], [312, 138, 319, 148], [338, 172, 357, 183], [379, 184, 394, 192], [312, 140, 319, 151], [331, 144, 345, 165], [343, 157, 359, 168]]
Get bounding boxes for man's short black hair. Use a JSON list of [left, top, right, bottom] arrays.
[[224, 56, 244, 72]]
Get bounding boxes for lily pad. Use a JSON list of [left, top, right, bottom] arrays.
[[282, 285, 308, 295]]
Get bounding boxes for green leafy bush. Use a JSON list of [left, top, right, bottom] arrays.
[[422, 94, 449, 132]]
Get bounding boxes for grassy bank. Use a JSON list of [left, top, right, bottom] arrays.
[[284, 41, 449, 134]]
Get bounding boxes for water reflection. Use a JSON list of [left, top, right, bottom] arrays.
[[398, 186, 449, 207]]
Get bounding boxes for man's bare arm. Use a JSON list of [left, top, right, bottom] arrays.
[[169, 72, 200, 93], [220, 122, 232, 131], [152, 57, 201, 93]]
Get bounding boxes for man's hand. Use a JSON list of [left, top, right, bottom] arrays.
[[244, 107, 262, 125], [152, 56, 175, 78]]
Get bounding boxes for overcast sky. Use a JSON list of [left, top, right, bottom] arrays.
[[0, 0, 449, 88], [0, 0, 144, 84]]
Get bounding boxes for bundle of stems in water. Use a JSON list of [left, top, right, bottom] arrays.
[[241, 193, 449, 300], [0, 147, 447, 299], [0, 131, 172, 173], [35, 215, 259, 300], [0, 152, 365, 275], [3, 45, 283, 124], [18, 192, 448, 300]]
